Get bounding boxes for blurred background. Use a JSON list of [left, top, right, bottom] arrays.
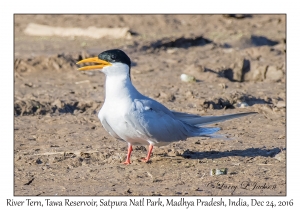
[[15, 14, 285, 57]]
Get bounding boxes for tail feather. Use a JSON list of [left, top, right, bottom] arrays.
[[173, 111, 256, 126]]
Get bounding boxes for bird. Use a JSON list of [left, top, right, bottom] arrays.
[[76, 49, 256, 165]]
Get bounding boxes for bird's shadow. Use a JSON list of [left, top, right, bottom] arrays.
[[182, 147, 284, 160]]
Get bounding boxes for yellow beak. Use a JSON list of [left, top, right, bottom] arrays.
[[76, 57, 112, 71]]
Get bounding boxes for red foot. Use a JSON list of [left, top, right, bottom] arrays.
[[140, 157, 150, 163], [122, 144, 133, 165], [141, 145, 153, 163]]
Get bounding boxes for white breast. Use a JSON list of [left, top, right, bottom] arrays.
[[98, 63, 150, 145]]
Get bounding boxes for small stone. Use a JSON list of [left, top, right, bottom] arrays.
[[225, 59, 250, 82], [180, 74, 196, 82], [28, 137, 36, 141], [218, 83, 227, 89], [276, 101, 286, 108], [235, 101, 249, 108], [52, 99, 62, 109], [210, 168, 228, 176], [36, 158, 43, 164], [52, 62, 60, 70], [264, 96, 271, 103], [274, 152, 285, 162], [24, 82, 33, 87], [265, 66, 284, 82], [167, 48, 178, 54], [250, 65, 267, 81]]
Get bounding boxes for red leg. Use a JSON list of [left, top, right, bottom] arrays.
[[141, 145, 153, 163], [123, 144, 133, 165]]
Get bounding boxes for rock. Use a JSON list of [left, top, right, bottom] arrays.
[[235, 101, 249, 108], [24, 82, 33, 87], [274, 151, 285, 162], [166, 48, 178, 54], [265, 65, 284, 82], [278, 92, 285, 99], [52, 61, 60, 70], [276, 101, 286, 108], [218, 83, 227, 89], [223, 59, 250, 82], [52, 99, 62, 109], [210, 168, 228, 176], [36, 158, 43, 164], [180, 73, 196, 82], [264, 96, 272, 103], [244, 64, 267, 82]]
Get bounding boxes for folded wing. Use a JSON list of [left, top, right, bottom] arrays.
[[172, 111, 256, 126]]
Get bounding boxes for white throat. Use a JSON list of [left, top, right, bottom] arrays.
[[102, 63, 139, 101]]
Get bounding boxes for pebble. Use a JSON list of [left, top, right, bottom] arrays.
[[218, 83, 227, 89], [167, 48, 178, 54], [276, 101, 286, 108], [210, 168, 228, 176], [274, 152, 285, 162], [278, 92, 285, 99], [52, 99, 62, 109], [235, 101, 249, 108], [265, 65, 284, 81], [24, 82, 33, 87], [52, 62, 60, 70], [180, 74, 196, 82], [75, 80, 90, 85], [28, 137, 36, 141]]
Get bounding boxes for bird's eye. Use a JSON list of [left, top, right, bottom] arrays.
[[111, 54, 116, 60]]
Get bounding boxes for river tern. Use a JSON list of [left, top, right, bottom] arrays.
[[77, 49, 255, 164]]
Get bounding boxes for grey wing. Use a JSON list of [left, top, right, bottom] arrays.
[[172, 111, 257, 126], [125, 98, 220, 144], [124, 99, 190, 144]]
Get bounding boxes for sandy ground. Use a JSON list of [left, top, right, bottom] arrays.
[[14, 14, 286, 196]]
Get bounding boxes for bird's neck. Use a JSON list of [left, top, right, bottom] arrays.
[[104, 73, 139, 101]]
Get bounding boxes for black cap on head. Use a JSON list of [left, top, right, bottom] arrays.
[[98, 49, 131, 67]]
